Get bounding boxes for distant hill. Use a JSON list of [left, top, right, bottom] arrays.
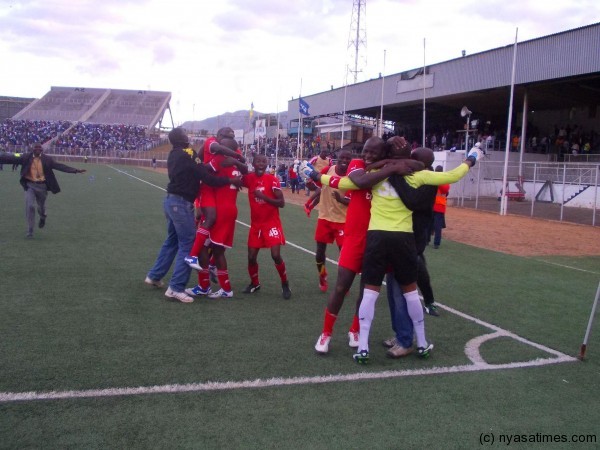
[[181, 110, 288, 134]]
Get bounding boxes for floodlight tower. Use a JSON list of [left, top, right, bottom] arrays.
[[347, 0, 367, 84]]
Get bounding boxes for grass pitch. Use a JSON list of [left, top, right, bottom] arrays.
[[0, 164, 598, 448]]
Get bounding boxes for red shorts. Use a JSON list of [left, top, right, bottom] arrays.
[[337, 233, 366, 273], [199, 184, 217, 208], [209, 206, 237, 248], [315, 219, 345, 247], [248, 222, 286, 248]]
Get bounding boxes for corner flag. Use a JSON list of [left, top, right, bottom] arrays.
[[299, 97, 310, 116]]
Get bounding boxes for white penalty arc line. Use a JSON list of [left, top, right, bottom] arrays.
[[438, 304, 573, 359]]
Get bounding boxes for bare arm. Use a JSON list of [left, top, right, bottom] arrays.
[[365, 159, 395, 171], [349, 160, 424, 189], [254, 188, 285, 208], [220, 157, 249, 175], [210, 142, 246, 162], [332, 191, 350, 206], [195, 163, 240, 187]]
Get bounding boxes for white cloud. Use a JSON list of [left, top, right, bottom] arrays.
[[0, 0, 599, 125]]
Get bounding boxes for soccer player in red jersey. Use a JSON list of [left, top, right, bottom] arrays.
[[186, 138, 248, 298], [241, 154, 291, 299], [207, 138, 248, 298], [185, 127, 246, 271], [311, 150, 352, 292]]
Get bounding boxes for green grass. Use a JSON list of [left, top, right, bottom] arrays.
[[1, 164, 599, 449]]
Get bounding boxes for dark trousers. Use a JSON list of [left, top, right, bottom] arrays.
[[432, 211, 446, 247]]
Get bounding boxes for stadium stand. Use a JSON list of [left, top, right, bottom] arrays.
[[1, 87, 172, 152], [0, 96, 35, 121], [13, 87, 171, 129]]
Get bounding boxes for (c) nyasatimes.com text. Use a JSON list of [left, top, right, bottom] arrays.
[[479, 432, 597, 446]]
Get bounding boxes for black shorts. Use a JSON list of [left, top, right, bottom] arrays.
[[361, 230, 418, 287]]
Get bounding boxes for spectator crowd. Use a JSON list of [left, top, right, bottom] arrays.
[[0, 119, 71, 149], [0, 119, 159, 153], [54, 123, 157, 152]]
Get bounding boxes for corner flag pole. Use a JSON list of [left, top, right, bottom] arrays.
[[579, 280, 600, 360], [500, 27, 519, 216]]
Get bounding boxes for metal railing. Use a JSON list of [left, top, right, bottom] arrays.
[[453, 159, 599, 226]]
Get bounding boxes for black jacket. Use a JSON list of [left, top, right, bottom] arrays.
[[388, 174, 437, 255], [0, 152, 80, 194], [166, 145, 232, 202]]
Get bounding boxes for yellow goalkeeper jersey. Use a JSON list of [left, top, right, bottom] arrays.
[[321, 163, 469, 233]]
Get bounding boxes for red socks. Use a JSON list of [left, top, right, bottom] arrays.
[[322, 308, 338, 336], [248, 263, 259, 286], [190, 227, 210, 257], [275, 261, 288, 283], [217, 270, 232, 292], [198, 268, 210, 290]]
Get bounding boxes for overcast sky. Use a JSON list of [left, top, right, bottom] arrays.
[[1, 1, 599, 125]]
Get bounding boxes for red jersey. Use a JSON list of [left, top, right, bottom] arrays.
[[203, 136, 217, 165], [243, 172, 282, 226], [210, 152, 242, 204], [209, 151, 243, 248], [343, 158, 372, 236]]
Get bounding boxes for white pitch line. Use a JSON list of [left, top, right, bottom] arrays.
[[0, 355, 574, 403], [529, 258, 600, 275], [235, 219, 339, 265], [465, 332, 505, 365], [108, 166, 167, 191], [438, 303, 573, 359]]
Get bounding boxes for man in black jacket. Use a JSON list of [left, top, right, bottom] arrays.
[[0, 144, 86, 238], [145, 128, 242, 303]]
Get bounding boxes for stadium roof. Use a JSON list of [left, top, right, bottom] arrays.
[[288, 22, 600, 130]]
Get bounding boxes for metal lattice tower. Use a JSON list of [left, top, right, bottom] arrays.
[[347, 0, 367, 84]]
